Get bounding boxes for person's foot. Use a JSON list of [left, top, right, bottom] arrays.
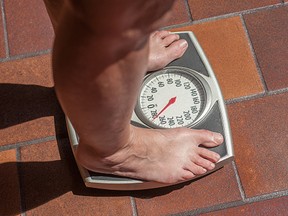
[[147, 30, 188, 71], [75, 30, 220, 184], [76, 126, 223, 184]]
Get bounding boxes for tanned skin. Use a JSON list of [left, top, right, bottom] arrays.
[[44, 0, 223, 183]]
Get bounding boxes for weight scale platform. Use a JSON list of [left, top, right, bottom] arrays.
[[66, 31, 234, 190]]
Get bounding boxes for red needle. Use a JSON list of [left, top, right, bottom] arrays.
[[152, 96, 177, 121]]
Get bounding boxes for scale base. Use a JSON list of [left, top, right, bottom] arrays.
[[66, 31, 234, 191]]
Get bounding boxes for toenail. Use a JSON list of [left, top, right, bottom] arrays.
[[214, 133, 224, 144], [180, 40, 188, 48]]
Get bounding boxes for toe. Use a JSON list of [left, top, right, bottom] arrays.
[[185, 163, 207, 175], [165, 39, 188, 59], [181, 170, 195, 180], [190, 130, 224, 147], [162, 34, 180, 46], [197, 147, 220, 163], [192, 154, 217, 171], [153, 30, 171, 39]]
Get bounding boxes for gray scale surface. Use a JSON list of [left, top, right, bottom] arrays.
[[66, 31, 234, 190]]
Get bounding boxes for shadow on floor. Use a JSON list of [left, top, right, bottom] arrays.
[[0, 83, 190, 215], [0, 137, 193, 215], [0, 83, 207, 215], [0, 84, 61, 128]]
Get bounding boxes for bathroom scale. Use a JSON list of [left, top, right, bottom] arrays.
[[66, 31, 234, 190]]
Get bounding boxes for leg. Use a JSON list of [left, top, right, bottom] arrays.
[[43, 0, 64, 31], [50, 1, 223, 183], [43, 0, 188, 72], [148, 30, 188, 71]]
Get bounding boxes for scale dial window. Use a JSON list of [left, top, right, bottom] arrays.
[[135, 68, 209, 129]]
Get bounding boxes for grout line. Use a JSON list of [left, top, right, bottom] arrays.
[[244, 190, 288, 203], [0, 136, 56, 152], [161, 0, 194, 30], [240, 14, 268, 92], [225, 86, 288, 105], [0, 48, 52, 63], [162, 21, 192, 31], [169, 200, 245, 216], [188, 3, 284, 25], [189, 11, 237, 25], [172, 190, 288, 216], [16, 148, 26, 215], [130, 197, 139, 216], [16, 146, 21, 161], [14, 137, 68, 215], [232, 161, 246, 200], [183, 0, 193, 22], [0, 0, 10, 57], [163, 3, 285, 36], [225, 92, 266, 105], [237, 3, 284, 15], [267, 87, 288, 95]]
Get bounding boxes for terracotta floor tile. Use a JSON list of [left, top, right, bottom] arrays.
[[163, 0, 191, 27], [0, 149, 21, 216], [0, 12, 6, 58], [172, 17, 264, 100], [227, 92, 288, 198], [0, 55, 66, 146], [133, 163, 241, 216], [4, 0, 54, 56], [202, 196, 288, 216], [188, 0, 281, 20], [0, 55, 53, 85], [19, 140, 133, 216], [244, 6, 288, 91]]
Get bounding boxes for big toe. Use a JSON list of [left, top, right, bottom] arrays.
[[148, 37, 188, 71], [166, 39, 188, 60]]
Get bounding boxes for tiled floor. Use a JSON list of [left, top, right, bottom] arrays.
[[0, 0, 287, 215]]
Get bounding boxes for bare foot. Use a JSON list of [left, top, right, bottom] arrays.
[[147, 30, 188, 71], [76, 126, 223, 184], [75, 30, 220, 184]]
